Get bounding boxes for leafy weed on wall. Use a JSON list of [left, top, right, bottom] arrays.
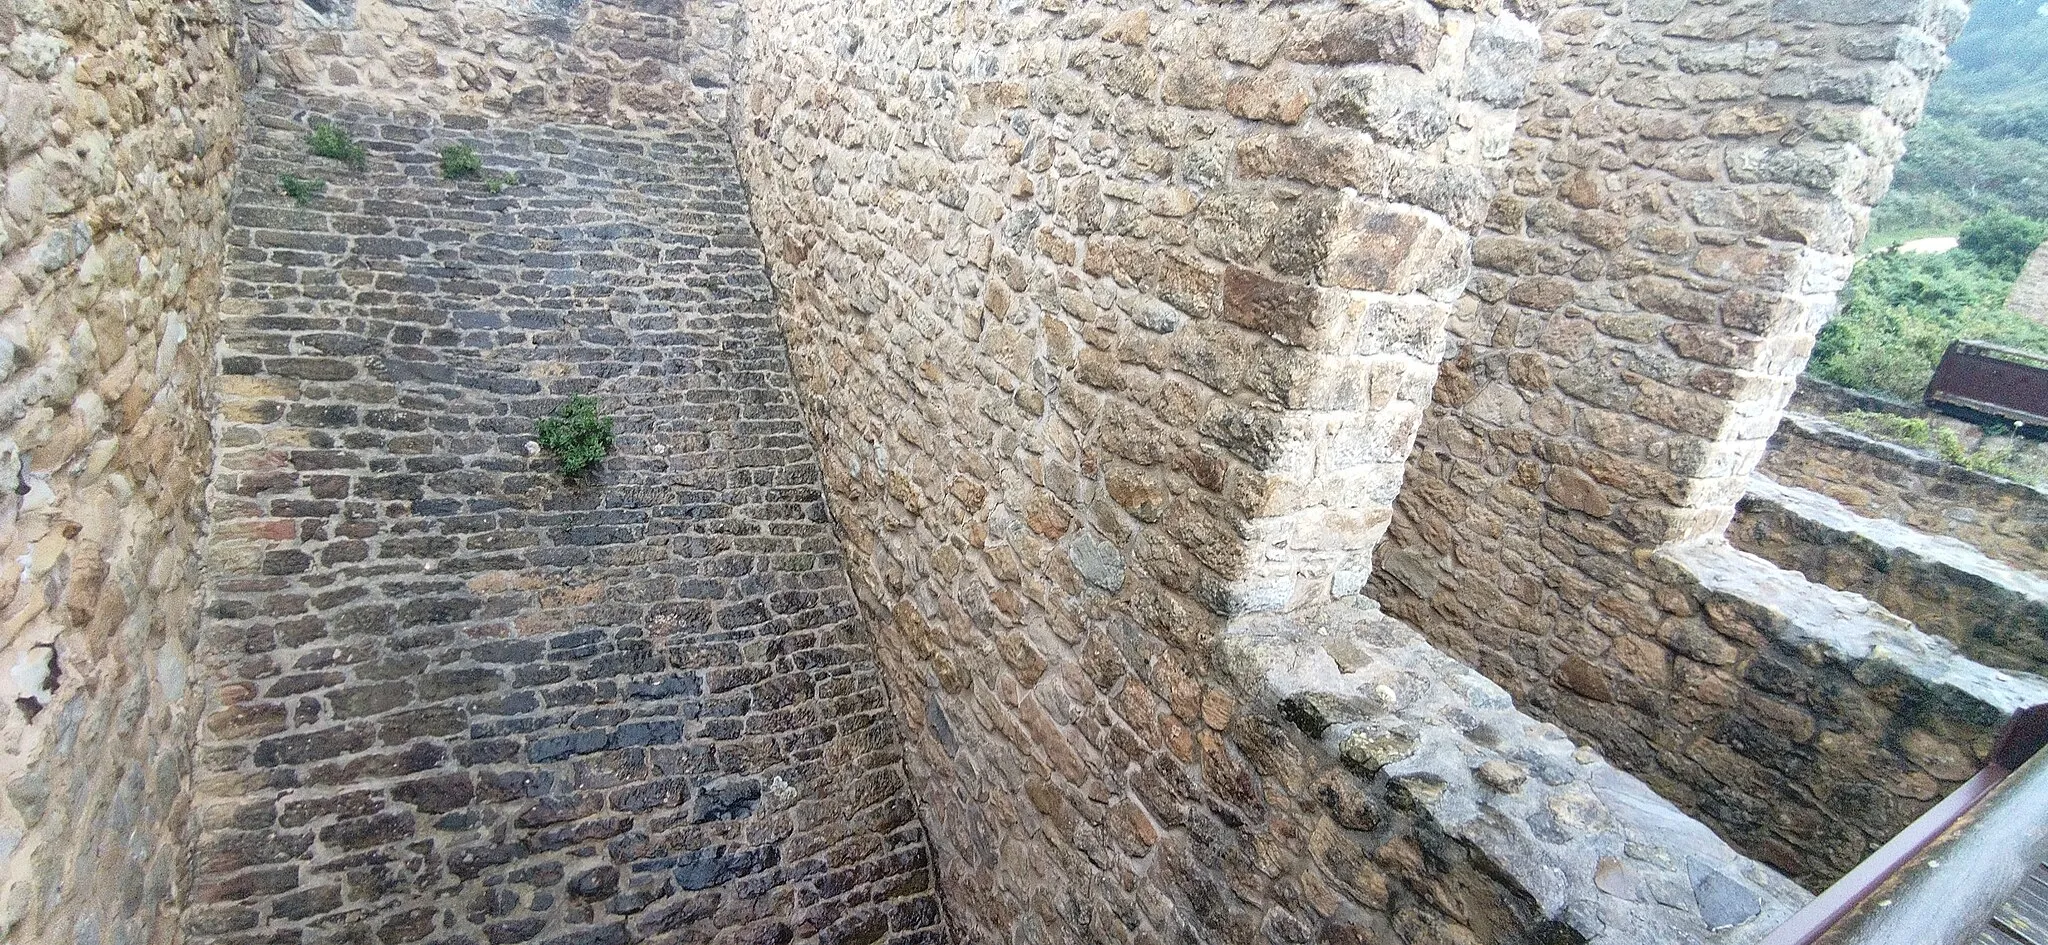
[[537, 396, 616, 476], [440, 144, 484, 180], [308, 121, 367, 170]]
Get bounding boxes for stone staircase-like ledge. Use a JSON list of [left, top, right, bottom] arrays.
[[1663, 540, 2048, 724], [1733, 474, 2048, 675], [1223, 599, 1810, 945]]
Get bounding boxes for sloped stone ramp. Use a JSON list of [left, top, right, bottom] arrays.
[[188, 93, 947, 945]]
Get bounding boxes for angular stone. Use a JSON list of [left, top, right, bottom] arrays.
[[1688, 860, 1764, 931], [1283, 5, 1440, 68], [1338, 729, 1417, 775], [1221, 267, 1323, 348], [1069, 531, 1127, 592], [1474, 759, 1528, 794], [1546, 467, 1613, 518]]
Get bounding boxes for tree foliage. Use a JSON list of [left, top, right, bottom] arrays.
[[1813, 0, 2048, 401], [1956, 208, 2048, 275]]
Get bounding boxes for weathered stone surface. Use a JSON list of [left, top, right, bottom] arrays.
[[1760, 411, 2048, 575], [732, 0, 1545, 939], [239, 0, 736, 128], [0, 0, 2003, 940], [0, 3, 240, 942], [1660, 539, 2048, 880], [1228, 600, 1810, 944], [1369, 0, 1970, 889], [1691, 859, 1765, 931], [187, 93, 945, 945], [1733, 474, 2048, 676]]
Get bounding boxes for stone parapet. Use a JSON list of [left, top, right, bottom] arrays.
[[1369, 0, 1982, 888], [1733, 474, 2048, 676], [1226, 599, 1809, 945], [1658, 539, 2048, 884], [1758, 412, 2048, 575]]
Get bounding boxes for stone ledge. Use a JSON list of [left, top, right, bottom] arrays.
[[1777, 412, 2048, 503], [1222, 600, 1809, 945], [1760, 412, 2048, 575], [1662, 540, 2048, 723], [1734, 474, 2048, 675]]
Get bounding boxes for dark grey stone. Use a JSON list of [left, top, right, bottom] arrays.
[[1688, 859, 1764, 931], [189, 90, 946, 945]]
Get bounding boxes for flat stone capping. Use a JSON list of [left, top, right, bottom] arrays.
[[1663, 540, 2048, 728], [1734, 475, 2048, 676], [1787, 377, 1929, 418], [1758, 412, 2048, 575], [1223, 600, 1810, 945]]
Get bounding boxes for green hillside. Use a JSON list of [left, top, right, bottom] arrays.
[[1808, 0, 2048, 403], [1868, 0, 2048, 245]]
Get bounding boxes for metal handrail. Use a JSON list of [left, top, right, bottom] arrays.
[[1754, 703, 2048, 945]]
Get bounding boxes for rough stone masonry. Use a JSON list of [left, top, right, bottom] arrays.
[[188, 94, 944, 945], [0, 0, 2008, 943], [0, 1, 239, 942], [731, 0, 1967, 938], [1370, 0, 1990, 885]]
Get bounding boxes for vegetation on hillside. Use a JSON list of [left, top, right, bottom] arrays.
[[1831, 411, 2038, 484], [1868, 0, 2048, 244], [1811, 212, 2048, 400], [1807, 1, 2048, 405]]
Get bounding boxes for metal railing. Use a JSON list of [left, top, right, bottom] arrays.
[[1756, 703, 2048, 945]]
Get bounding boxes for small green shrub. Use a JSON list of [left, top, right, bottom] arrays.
[[536, 396, 615, 476], [486, 170, 520, 194], [1939, 430, 2034, 482], [307, 122, 367, 170], [1956, 208, 2047, 276], [278, 174, 327, 207], [440, 144, 484, 180]]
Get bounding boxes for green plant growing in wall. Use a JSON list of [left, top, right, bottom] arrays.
[[278, 174, 327, 207], [440, 144, 484, 180], [486, 170, 520, 194], [536, 396, 615, 476], [307, 122, 367, 170]]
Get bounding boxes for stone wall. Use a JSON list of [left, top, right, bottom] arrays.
[[2008, 239, 2048, 326], [188, 94, 946, 945], [1731, 475, 2048, 677], [1759, 412, 2048, 575], [238, 0, 738, 129], [729, 0, 1609, 940], [0, 1, 241, 943], [1370, 0, 1973, 885], [1656, 538, 2048, 884]]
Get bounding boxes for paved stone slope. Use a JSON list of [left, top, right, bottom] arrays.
[[188, 93, 946, 945], [2010, 241, 2048, 326]]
